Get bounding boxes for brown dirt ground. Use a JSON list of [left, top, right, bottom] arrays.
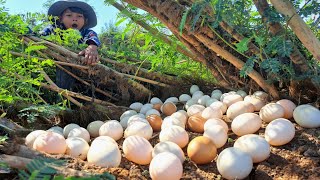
[[1, 115, 319, 180]]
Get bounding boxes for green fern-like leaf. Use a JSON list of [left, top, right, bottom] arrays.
[[19, 157, 66, 180], [240, 57, 255, 78], [179, 10, 189, 35]]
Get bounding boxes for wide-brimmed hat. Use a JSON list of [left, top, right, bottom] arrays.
[[48, 0, 97, 29]]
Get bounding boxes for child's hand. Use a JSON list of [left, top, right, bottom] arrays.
[[79, 45, 99, 65]]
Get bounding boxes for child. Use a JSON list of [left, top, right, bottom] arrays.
[[41, 0, 101, 90]]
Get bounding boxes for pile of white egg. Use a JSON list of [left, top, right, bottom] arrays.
[[25, 84, 320, 180]]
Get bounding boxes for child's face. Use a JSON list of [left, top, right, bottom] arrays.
[[60, 9, 85, 30]]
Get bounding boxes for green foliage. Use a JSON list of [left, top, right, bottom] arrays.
[[43, 28, 84, 50], [0, 134, 8, 144], [18, 104, 66, 123], [19, 157, 66, 179], [235, 37, 250, 53], [0, 2, 58, 105], [98, 9, 217, 83], [18, 157, 115, 180], [240, 57, 256, 78]]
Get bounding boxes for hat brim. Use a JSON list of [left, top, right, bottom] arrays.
[[48, 0, 97, 29]]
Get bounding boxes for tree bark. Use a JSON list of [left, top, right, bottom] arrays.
[[112, 2, 232, 88], [270, 0, 320, 61], [123, 0, 280, 98], [253, 0, 309, 73]]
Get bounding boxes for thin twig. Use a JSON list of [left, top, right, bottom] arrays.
[[56, 64, 118, 100], [40, 70, 83, 108]]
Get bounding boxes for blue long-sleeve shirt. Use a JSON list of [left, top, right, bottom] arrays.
[[40, 25, 101, 46]]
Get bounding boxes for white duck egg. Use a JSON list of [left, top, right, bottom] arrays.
[[234, 134, 270, 163], [159, 125, 189, 148], [99, 120, 123, 141], [264, 118, 295, 146]]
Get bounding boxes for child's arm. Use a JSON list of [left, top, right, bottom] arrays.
[[39, 24, 55, 36], [79, 30, 101, 65]]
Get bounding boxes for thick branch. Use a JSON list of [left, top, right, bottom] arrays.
[[253, 0, 309, 72], [123, 0, 279, 98], [270, 0, 320, 61], [112, 2, 197, 61]]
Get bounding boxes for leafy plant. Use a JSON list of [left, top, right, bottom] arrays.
[[18, 157, 115, 180], [18, 104, 66, 123], [0, 134, 9, 144]]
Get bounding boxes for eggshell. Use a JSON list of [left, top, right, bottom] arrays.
[[161, 116, 185, 129], [47, 126, 63, 136], [25, 130, 47, 148], [234, 134, 270, 163], [231, 113, 262, 136], [293, 104, 320, 128], [164, 97, 179, 104], [150, 97, 163, 104], [192, 91, 204, 101], [146, 114, 163, 131], [264, 118, 295, 146], [86, 121, 104, 138], [161, 102, 177, 116], [185, 99, 197, 110], [217, 147, 253, 180], [122, 135, 153, 165], [152, 141, 185, 163], [259, 103, 285, 123], [179, 94, 191, 102], [177, 110, 188, 118], [99, 120, 123, 141], [145, 109, 161, 117], [93, 136, 118, 146], [63, 123, 80, 138], [153, 103, 162, 111], [226, 101, 255, 121], [203, 125, 228, 148], [201, 106, 223, 120], [244, 95, 266, 111], [222, 94, 243, 107], [236, 90, 247, 98], [150, 152, 183, 180], [187, 136, 217, 164], [171, 111, 188, 125], [127, 116, 149, 127], [87, 137, 121, 167], [33, 131, 67, 154], [124, 121, 153, 140], [211, 89, 222, 100], [187, 104, 205, 117], [159, 125, 189, 148], [205, 98, 219, 107], [190, 85, 200, 95], [253, 91, 268, 101], [65, 137, 89, 160], [220, 91, 236, 101], [129, 102, 143, 112], [276, 99, 296, 119], [209, 101, 228, 114], [140, 104, 154, 114], [187, 114, 207, 133], [198, 95, 211, 106], [120, 110, 138, 121], [67, 127, 90, 142], [204, 118, 228, 133]]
